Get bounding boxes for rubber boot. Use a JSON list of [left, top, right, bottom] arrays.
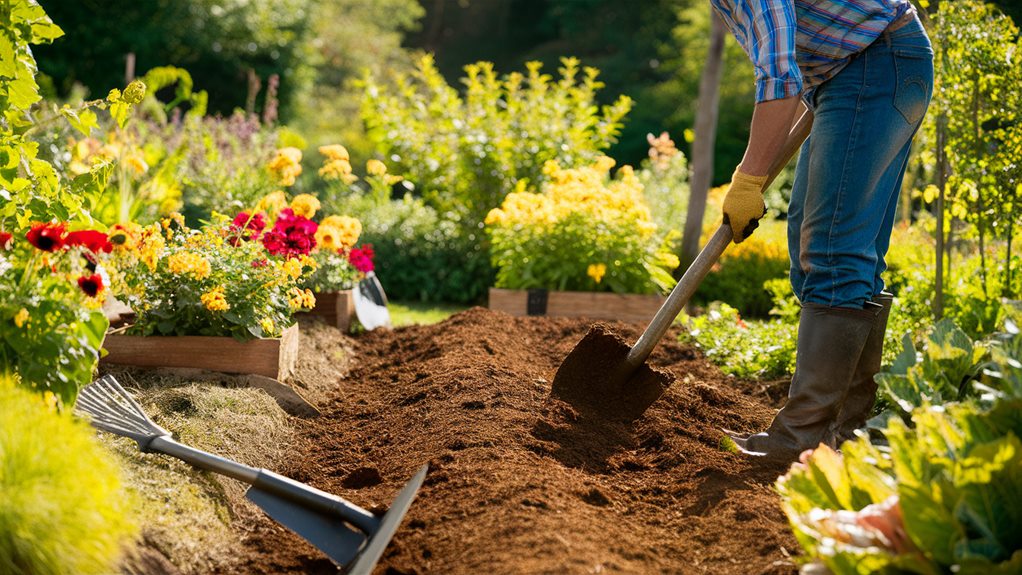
[[733, 302, 880, 461], [832, 292, 893, 445]]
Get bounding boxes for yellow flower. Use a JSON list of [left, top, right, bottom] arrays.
[[594, 155, 616, 173], [260, 318, 276, 336], [587, 263, 607, 284], [282, 258, 303, 280], [319, 158, 354, 181], [320, 215, 361, 248], [167, 252, 211, 279], [542, 159, 560, 177], [200, 286, 230, 312], [267, 147, 303, 186], [315, 225, 343, 252], [139, 229, 165, 271], [366, 159, 387, 176], [318, 144, 350, 162], [288, 287, 316, 310], [109, 222, 143, 252], [256, 190, 288, 218], [299, 254, 318, 270], [290, 193, 321, 219], [13, 308, 29, 328], [484, 208, 506, 226]]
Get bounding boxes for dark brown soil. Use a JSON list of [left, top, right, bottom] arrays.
[[223, 307, 799, 575]]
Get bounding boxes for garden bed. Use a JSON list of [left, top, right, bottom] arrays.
[[213, 308, 798, 574]]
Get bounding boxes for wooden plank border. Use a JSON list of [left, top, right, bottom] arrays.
[[101, 323, 300, 380], [488, 288, 665, 325], [301, 290, 355, 332]]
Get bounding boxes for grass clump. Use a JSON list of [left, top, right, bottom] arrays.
[[0, 378, 137, 575]]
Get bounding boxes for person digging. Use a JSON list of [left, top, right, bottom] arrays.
[[715, 0, 933, 461]]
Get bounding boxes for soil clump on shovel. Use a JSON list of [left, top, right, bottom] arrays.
[[221, 308, 798, 575]]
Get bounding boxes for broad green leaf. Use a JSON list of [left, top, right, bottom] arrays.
[[0, 31, 17, 78]]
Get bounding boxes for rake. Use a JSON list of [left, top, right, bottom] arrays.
[[76, 375, 426, 574]]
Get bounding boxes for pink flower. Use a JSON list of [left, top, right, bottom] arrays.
[[262, 208, 318, 258], [0, 231, 12, 250], [348, 244, 375, 273], [229, 211, 267, 245]]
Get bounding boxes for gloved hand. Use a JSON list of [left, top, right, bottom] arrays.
[[722, 169, 769, 243]]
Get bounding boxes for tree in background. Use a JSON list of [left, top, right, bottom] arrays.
[[35, 0, 314, 119]]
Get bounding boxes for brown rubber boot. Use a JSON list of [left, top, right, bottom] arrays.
[[832, 292, 893, 445], [733, 302, 880, 461]]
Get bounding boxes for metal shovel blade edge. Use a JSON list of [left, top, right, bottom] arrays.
[[344, 464, 429, 575], [353, 272, 392, 331]]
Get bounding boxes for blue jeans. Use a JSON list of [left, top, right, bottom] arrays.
[[788, 17, 933, 309]]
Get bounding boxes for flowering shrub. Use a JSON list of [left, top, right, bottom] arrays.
[[112, 213, 315, 341], [0, 225, 110, 405], [485, 157, 679, 294]]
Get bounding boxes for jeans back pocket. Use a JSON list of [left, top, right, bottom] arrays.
[[893, 47, 934, 126]]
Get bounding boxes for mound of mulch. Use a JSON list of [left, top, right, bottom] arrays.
[[222, 308, 800, 575]]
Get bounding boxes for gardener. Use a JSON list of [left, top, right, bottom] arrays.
[[716, 0, 933, 460]]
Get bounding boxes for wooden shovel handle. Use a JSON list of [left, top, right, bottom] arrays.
[[624, 107, 814, 369]]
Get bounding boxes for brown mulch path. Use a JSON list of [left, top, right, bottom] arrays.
[[222, 308, 799, 575]]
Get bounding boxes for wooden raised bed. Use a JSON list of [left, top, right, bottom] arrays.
[[101, 323, 299, 380], [488, 287, 666, 325], [302, 290, 355, 332]]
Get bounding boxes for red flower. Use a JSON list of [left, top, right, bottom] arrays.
[[65, 230, 113, 253], [0, 231, 11, 250], [262, 208, 318, 258], [348, 245, 375, 273], [77, 274, 104, 297], [26, 223, 67, 252], [230, 211, 267, 245]]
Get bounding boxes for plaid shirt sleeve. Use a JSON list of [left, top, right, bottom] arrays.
[[714, 0, 803, 102]]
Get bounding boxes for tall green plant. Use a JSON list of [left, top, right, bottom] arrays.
[[361, 55, 633, 221]]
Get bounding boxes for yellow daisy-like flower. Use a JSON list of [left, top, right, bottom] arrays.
[[587, 263, 607, 284], [298, 254, 318, 270], [260, 317, 276, 336], [318, 144, 350, 162], [167, 252, 211, 279], [13, 308, 29, 328], [315, 225, 343, 252], [366, 159, 387, 176], [200, 286, 230, 312], [290, 193, 321, 219], [282, 258, 303, 280], [267, 147, 303, 186], [138, 229, 165, 271], [108, 222, 143, 252]]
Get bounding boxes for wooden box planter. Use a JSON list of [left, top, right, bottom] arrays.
[[301, 290, 355, 332], [488, 287, 666, 325], [101, 323, 300, 380]]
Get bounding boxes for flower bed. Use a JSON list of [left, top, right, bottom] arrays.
[[488, 287, 665, 324]]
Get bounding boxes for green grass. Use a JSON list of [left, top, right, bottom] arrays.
[[389, 300, 470, 326]]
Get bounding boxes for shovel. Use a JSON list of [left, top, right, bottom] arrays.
[[75, 375, 426, 574], [551, 109, 814, 422], [353, 271, 392, 331]]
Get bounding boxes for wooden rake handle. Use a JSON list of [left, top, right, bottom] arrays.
[[625, 107, 814, 369]]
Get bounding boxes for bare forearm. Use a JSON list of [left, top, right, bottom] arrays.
[[740, 96, 803, 176]]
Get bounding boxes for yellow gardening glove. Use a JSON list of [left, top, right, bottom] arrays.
[[722, 169, 769, 244]]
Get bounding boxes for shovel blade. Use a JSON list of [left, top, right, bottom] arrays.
[[551, 324, 673, 422], [353, 272, 392, 331], [345, 464, 428, 575], [246, 485, 367, 566]]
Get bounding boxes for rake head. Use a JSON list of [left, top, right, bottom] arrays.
[[75, 374, 170, 450]]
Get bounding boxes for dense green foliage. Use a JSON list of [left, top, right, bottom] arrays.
[[0, 379, 137, 575], [777, 319, 1022, 574], [361, 55, 632, 222]]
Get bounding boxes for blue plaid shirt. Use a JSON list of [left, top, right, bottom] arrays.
[[710, 0, 912, 102]]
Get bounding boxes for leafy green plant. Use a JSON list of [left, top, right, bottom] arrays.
[[776, 322, 1022, 575], [875, 318, 989, 418], [680, 302, 797, 379], [361, 55, 633, 222], [0, 225, 109, 406], [485, 157, 678, 294], [0, 377, 137, 575]]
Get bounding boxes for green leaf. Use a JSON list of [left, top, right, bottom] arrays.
[[0, 31, 17, 78], [61, 107, 99, 136], [109, 101, 130, 128]]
